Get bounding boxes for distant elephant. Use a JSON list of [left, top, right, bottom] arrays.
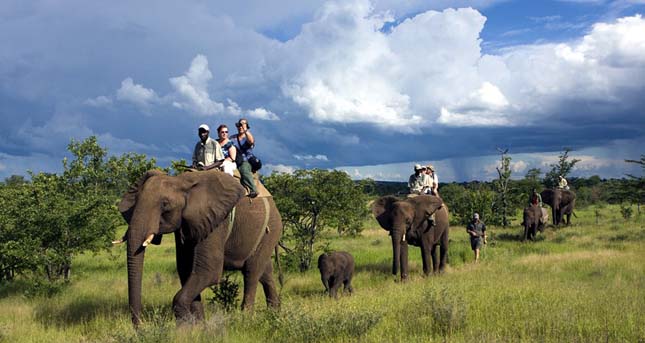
[[371, 195, 449, 281], [318, 251, 354, 298], [522, 204, 546, 241], [117, 169, 283, 326], [541, 189, 576, 225]]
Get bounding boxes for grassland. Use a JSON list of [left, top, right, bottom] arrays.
[[0, 204, 643, 342]]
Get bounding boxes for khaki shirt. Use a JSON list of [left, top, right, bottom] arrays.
[[408, 173, 425, 194], [192, 137, 224, 167], [558, 178, 568, 188]]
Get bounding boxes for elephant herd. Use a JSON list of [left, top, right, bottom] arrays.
[[116, 169, 574, 326]]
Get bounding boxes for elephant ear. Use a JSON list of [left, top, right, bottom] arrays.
[[371, 196, 399, 231], [182, 171, 246, 242], [118, 169, 166, 224]]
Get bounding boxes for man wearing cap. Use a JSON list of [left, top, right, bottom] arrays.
[[408, 164, 426, 195], [192, 124, 224, 170], [466, 213, 487, 262], [423, 165, 439, 196]]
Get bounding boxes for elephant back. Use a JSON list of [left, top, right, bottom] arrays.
[[223, 196, 282, 269]]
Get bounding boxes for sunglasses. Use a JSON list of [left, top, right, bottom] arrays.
[[219, 131, 228, 134]]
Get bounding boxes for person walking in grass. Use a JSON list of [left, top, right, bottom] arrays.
[[467, 213, 487, 262]]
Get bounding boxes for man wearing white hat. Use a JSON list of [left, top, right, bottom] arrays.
[[408, 164, 426, 195], [192, 124, 224, 170]]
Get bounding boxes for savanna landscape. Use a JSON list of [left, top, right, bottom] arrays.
[[1, 199, 643, 342]]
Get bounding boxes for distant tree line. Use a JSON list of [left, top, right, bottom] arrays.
[[371, 150, 644, 225], [2, 139, 641, 284]]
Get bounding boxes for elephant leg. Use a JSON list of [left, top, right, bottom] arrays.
[[321, 275, 330, 294], [173, 234, 224, 324], [400, 241, 409, 281], [344, 277, 353, 295], [259, 262, 280, 308], [241, 268, 263, 310], [438, 232, 449, 272], [329, 276, 340, 298], [420, 242, 431, 276], [174, 232, 205, 322], [431, 245, 441, 273]]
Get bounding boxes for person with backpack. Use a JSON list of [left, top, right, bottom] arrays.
[[231, 118, 259, 198]]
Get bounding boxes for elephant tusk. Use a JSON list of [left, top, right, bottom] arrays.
[[112, 235, 127, 244], [142, 234, 155, 247]]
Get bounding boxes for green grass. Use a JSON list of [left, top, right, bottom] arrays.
[[1, 205, 644, 342]]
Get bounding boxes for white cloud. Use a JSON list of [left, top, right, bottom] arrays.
[[269, 5, 645, 130], [170, 54, 224, 116], [116, 78, 158, 107], [226, 99, 242, 116], [293, 154, 329, 161], [266, 164, 297, 174], [84, 95, 113, 107], [248, 107, 280, 120], [511, 160, 528, 173]]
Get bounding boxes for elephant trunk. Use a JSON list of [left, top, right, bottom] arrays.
[[391, 236, 400, 276], [126, 227, 146, 326], [125, 206, 159, 327]]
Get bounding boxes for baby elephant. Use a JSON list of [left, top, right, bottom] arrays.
[[318, 251, 355, 298]]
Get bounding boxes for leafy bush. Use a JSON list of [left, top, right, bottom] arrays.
[[208, 274, 241, 312], [620, 204, 633, 219], [264, 305, 381, 341], [264, 169, 372, 271]]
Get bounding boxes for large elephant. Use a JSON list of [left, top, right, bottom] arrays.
[[371, 195, 449, 281], [117, 169, 282, 326], [540, 189, 576, 226]]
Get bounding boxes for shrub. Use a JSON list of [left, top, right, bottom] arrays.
[[208, 274, 240, 312]]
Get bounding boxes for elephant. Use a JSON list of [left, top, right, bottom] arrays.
[[522, 204, 545, 241], [318, 251, 354, 298], [371, 195, 449, 281], [117, 169, 283, 326], [540, 189, 576, 226]]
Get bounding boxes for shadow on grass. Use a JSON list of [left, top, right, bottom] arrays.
[[0, 279, 32, 298], [33, 296, 136, 327], [495, 232, 524, 242], [355, 262, 391, 274]]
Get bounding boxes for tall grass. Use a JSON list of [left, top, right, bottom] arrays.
[[0, 205, 643, 342]]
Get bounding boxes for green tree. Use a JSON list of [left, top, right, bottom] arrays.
[[624, 154, 645, 214], [264, 169, 371, 272], [0, 182, 40, 281], [493, 148, 512, 227], [3, 175, 27, 186], [544, 148, 580, 188], [0, 136, 157, 283]]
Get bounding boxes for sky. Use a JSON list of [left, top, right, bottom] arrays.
[[1, 0, 644, 182]]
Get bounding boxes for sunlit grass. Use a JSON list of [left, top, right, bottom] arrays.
[[0, 205, 643, 342]]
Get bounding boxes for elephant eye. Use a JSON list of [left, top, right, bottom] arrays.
[[161, 199, 171, 210]]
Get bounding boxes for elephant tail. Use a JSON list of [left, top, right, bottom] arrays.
[[275, 245, 284, 288], [572, 211, 578, 218]]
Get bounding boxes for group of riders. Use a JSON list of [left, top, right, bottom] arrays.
[[407, 163, 570, 262], [191, 118, 260, 198]]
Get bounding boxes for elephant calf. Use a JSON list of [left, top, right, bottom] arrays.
[[318, 251, 354, 298]]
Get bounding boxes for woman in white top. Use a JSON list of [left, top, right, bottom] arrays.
[[216, 124, 237, 176]]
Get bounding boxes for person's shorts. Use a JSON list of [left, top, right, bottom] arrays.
[[470, 237, 482, 250]]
